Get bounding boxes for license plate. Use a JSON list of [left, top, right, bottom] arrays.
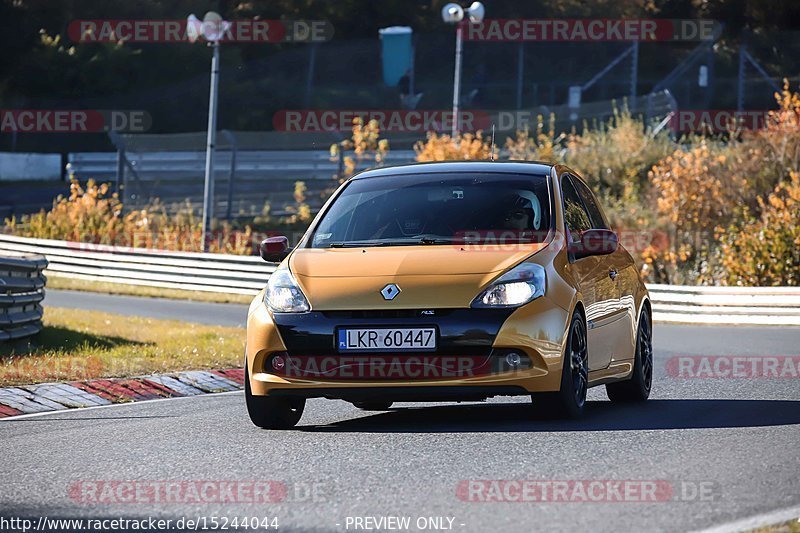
[[337, 327, 437, 352]]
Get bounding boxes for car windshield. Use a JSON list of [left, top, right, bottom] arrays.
[[310, 172, 551, 248]]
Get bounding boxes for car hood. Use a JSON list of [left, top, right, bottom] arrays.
[[289, 245, 546, 310]]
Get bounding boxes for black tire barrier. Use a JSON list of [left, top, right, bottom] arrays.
[[0, 255, 48, 343]]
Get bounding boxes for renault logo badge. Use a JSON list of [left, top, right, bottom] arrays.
[[380, 283, 401, 300]]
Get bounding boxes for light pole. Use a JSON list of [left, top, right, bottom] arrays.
[[188, 11, 230, 251], [441, 2, 485, 139]]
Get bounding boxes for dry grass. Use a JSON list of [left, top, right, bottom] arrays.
[[46, 275, 255, 305], [0, 307, 245, 387], [746, 518, 800, 533], [3, 179, 255, 254]]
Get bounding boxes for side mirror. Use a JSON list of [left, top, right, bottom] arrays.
[[569, 229, 618, 260], [259, 236, 289, 262]]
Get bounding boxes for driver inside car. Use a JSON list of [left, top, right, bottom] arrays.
[[500, 191, 542, 232]]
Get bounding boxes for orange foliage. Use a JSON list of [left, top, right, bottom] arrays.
[[414, 131, 495, 161], [719, 172, 800, 286], [4, 180, 253, 254]]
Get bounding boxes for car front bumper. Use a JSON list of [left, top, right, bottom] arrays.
[[246, 290, 571, 399]]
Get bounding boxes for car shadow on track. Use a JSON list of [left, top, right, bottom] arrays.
[[298, 399, 800, 433]]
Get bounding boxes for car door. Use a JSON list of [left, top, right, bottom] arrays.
[[571, 174, 636, 365], [561, 174, 617, 371]]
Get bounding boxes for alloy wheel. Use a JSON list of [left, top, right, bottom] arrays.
[[570, 319, 589, 407]]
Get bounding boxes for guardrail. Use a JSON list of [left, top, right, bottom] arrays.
[[0, 254, 48, 343], [0, 234, 275, 295], [0, 234, 797, 326], [648, 284, 800, 326], [67, 149, 419, 217], [67, 150, 418, 184]]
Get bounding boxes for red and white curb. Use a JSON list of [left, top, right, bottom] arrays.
[[0, 368, 244, 419]]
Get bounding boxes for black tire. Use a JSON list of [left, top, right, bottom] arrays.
[[534, 311, 589, 418], [352, 401, 393, 411], [245, 365, 305, 429], [606, 308, 653, 402]]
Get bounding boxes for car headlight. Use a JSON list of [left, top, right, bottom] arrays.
[[264, 267, 310, 313], [471, 262, 546, 308]]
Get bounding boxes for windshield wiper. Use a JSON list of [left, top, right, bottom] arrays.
[[327, 236, 470, 247], [472, 238, 539, 244], [418, 236, 455, 244], [328, 241, 387, 248]]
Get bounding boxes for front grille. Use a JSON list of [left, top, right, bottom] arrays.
[[273, 308, 515, 357], [321, 309, 454, 319]]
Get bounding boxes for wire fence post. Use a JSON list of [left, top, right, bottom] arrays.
[[222, 130, 237, 221], [116, 148, 126, 207], [109, 130, 128, 213]]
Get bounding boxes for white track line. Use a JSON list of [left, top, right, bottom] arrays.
[[0, 390, 243, 421], [692, 504, 800, 533]]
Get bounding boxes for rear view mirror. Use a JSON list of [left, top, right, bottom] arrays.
[[569, 229, 618, 260], [259, 236, 290, 262]]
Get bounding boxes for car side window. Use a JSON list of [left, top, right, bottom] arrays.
[[571, 175, 609, 229], [560, 175, 592, 243]]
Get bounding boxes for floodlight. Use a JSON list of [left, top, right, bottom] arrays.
[[466, 2, 485, 23], [441, 4, 464, 24]]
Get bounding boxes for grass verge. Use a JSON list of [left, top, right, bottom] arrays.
[[0, 307, 245, 387], [46, 275, 255, 305], [747, 519, 800, 533]]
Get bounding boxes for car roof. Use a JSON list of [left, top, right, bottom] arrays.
[[350, 160, 555, 180]]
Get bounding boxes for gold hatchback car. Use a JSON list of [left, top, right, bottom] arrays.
[[245, 162, 652, 428]]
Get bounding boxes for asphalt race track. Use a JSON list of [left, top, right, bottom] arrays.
[[1, 291, 799, 532], [44, 290, 248, 328]]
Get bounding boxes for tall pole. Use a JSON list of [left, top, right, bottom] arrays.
[[737, 44, 745, 112], [304, 43, 317, 108], [451, 23, 463, 139], [516, 41, 525, 109], [201, 40, 220, 252]]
